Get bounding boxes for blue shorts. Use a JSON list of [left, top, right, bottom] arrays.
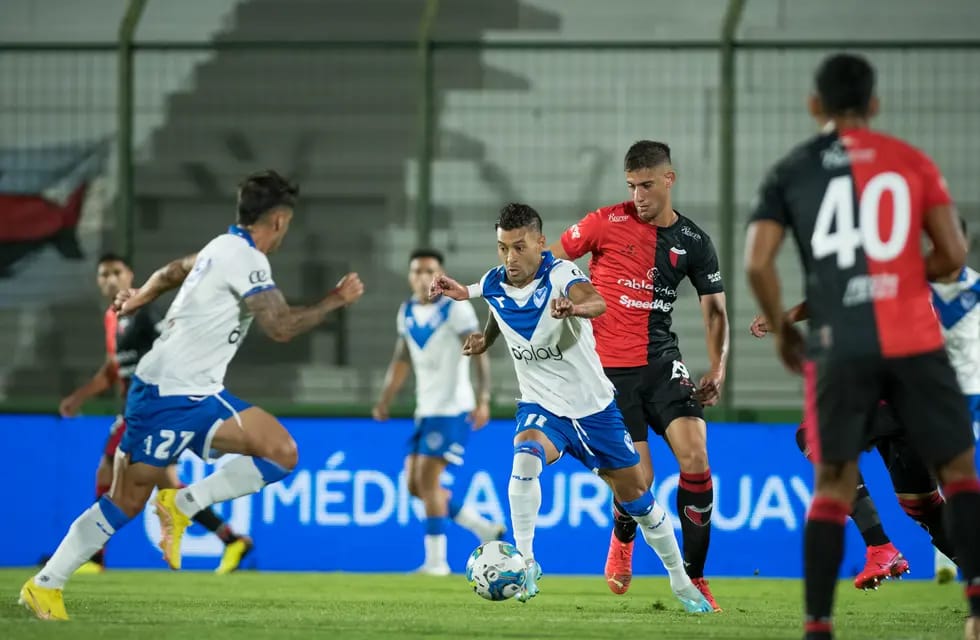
[[515, 401, 639, 472], [407, 413, 471, 466], [969, 394, 980, 441], [120, 376, 252, 467]]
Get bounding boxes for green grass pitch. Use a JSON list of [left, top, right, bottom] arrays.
[[0, 569, 967, 639]]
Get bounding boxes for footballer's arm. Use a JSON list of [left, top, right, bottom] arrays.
[[247, 273, 364, 343]]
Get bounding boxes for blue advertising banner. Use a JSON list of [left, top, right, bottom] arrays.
[[0, 415, 943, 579]]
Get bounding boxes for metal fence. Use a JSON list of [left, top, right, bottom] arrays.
[[1, 34, 978, 418]]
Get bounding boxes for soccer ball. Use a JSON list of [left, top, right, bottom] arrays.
[[465, 541, 527, 601]]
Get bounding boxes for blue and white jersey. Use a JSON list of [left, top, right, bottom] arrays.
[[136, 225, 274, 396], [470, 251, 615, 419], [397, 296, 479, 417], [931, 266, 980, 395]]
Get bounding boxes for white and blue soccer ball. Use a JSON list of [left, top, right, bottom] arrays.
[[465, 541, 527, 601]]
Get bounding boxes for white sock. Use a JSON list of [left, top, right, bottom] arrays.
[[424, 534, 447, 567], [175, 456, 265, 517], [453, 505, 498, 541], [35, 502, 120, 589], [633, 501, 689, 586], [508, 451, 543, 561]]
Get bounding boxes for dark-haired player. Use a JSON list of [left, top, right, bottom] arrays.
[[745, 53, 980, 640], [550, 141, 729, 610], [432, 202, 711, 611], [22, 170, 365, 620], [373, 248, 504, 575], [59, 253, 252, 576]]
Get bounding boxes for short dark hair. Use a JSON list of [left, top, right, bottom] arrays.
[[409, 248, 444, 265], [815, 53, 876, 117], [97, 252, 131, 269], [624, 141, 672, 172], [237, 170, 299, 225], [496, 202, 542, 234]]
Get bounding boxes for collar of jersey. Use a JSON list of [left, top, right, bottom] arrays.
[[227, 225, 256, 248]]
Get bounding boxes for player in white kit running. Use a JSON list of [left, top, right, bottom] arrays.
[[430, 202, 712, 611], [930, 218, 980, 582], [373, 248, 505, 575], [20, 170, 364, 620]]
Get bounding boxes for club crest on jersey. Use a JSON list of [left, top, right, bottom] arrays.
[[669, 247, 686, 268], [532, 287, 548, 309]]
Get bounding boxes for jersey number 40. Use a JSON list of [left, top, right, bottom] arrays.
[[811, 172, 911, 269]]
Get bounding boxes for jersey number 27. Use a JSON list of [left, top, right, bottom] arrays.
[[811, 172, 911, 269]]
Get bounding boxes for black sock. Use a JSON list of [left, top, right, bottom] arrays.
[[612, 500, 638, 543], [678, 469, 713, 579], [851, 476, 889, 547], [192, 508, 238, 544], [942, 481, 980, 617], [898, 492, 957, 562], [804, 496, 849, 640]]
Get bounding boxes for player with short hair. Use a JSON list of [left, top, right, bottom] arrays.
[[20, 170, 365, 621], [550, 141, 729, 609], [59, 252, 252, 576], [745, 53, 980, 640], [431, 202, 712, 612], [929, 216, 980, 583], [373, 248, 505, 575]]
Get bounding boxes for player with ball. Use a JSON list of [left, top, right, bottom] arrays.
[[432, 202, 711, 612]]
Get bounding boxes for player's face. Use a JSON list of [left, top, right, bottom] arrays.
[[268, 208, 294, 253], [408, 256, 442, 301], [96, 260, 133, 300], [497, 226, 545, 287], [626, 166, 674, 223]]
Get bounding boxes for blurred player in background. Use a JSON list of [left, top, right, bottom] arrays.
[[433, 202, 712, 612], [373, 248, 505, 575], [745, 53, 980, 640], [21, 170, 364, 620], [929, 216, 980, 583], [551, 141, 729, 610], [59, 252, 252, 575]]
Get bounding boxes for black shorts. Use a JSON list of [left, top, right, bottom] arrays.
[[605, 350, 704, 443], [803, 349, 973, 467]]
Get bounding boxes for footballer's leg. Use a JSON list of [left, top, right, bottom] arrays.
[[21, 454, 165, 620], [602, 368, 648, 594], [159, 465, 254, 574], [414, 453, 452, 575], [160, 403, 296, 571]]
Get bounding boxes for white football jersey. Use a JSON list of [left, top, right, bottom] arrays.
[[931, 266, 980, 395], [397, 297, 479, 417], [470, 252, 614, 419], [136, 226, 274, 395]]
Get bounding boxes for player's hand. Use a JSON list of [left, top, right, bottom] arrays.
[[550, 296, 575, 319], [429, 275, 468, 301], [468, 401, 490, 430], [462, 332, 489, 356], [58, 394, 83, 418], [333, 273, 365, 305], [775, 322, 805, 374], [749, 314, 769, 338], [695, 369, 725, 407], [114, 288, 142, 315], [371, 402, 389, 422]]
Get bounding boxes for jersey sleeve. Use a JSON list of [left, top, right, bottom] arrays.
[[467, 268, 497, 300], [396, 303, 406, 336], [229, 247, 277, 299], [749, 164, 789, 226], [688, 233, 725, 296], [559, 210, 605, 260], [919, 151, 953, 211], [449, 300, 479, 335], [551, 259, 591, 296]]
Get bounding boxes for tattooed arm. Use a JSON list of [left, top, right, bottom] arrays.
[[246, 273, 364, 343], [116, 253, 198, 315]]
